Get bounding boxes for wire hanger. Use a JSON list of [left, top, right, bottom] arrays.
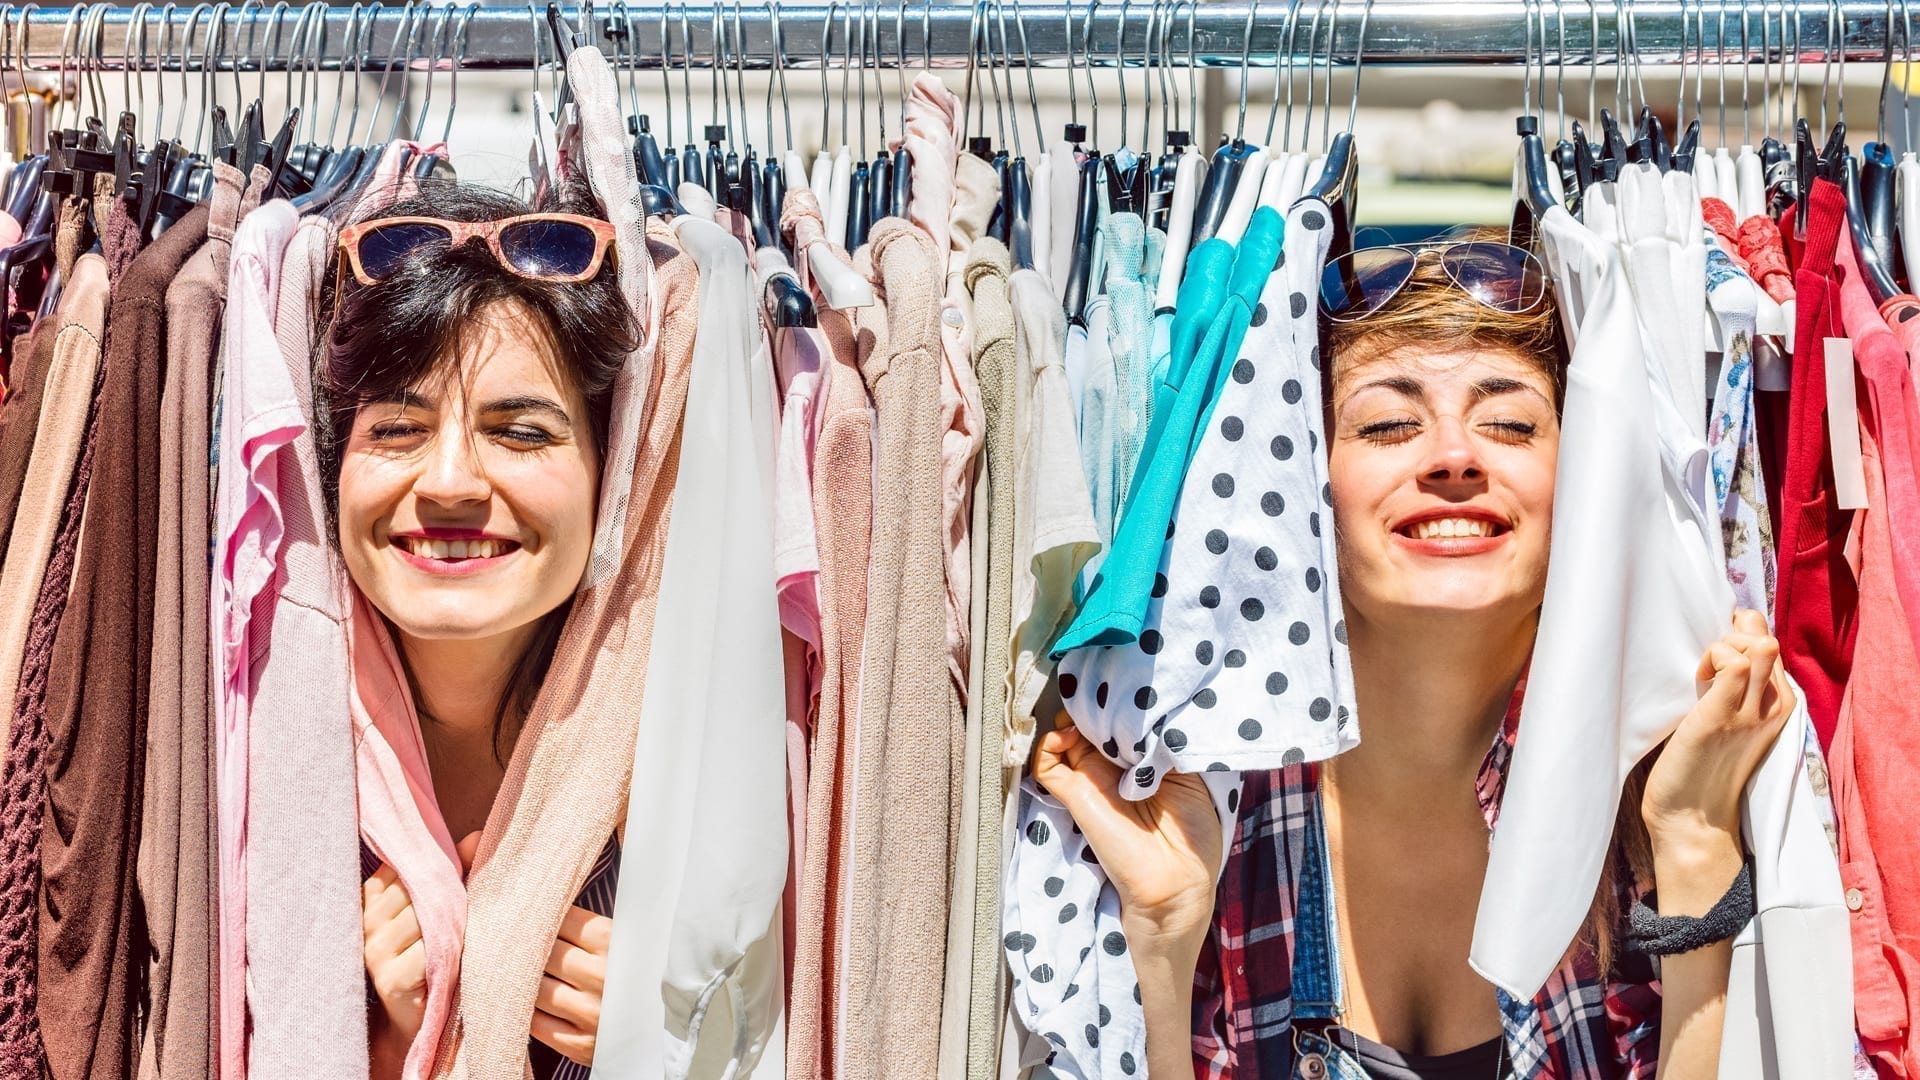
[[1187, 0, 1260, 245], [886, 0, 912, 219], [1062, 0, 1103, 324], [1303, 0, 1369, 262]]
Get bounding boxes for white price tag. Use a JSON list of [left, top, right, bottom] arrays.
[[1824, 337, 1870, 510]]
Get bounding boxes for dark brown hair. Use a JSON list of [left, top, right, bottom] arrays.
[[316, 178, 639, 760], [1319, 228, 1655, 975]]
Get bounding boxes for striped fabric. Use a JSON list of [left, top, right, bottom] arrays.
[[360, 837, 621, 1080]]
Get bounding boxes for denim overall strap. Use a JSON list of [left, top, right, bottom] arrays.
[[1290, 792, 1374, 1080], [1292, 792, 1343, 1023]]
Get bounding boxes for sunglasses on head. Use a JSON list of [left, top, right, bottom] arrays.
[[1318, 241, 1549, 323], [336, 213, 619, 286]]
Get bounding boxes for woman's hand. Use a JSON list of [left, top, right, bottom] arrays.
[[1032, 719, 1223, 944], [1641, 609, 1796, 853], [362, 832, 481, 1078], [530, 904, 614, 1067], [1641, 611, 1796, 1079], [1035, 715, 1222, 1078]]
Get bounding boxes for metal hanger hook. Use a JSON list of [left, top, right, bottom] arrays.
[[1081, 0, 1099, 148], [1233, 0, 1256, 141], [1012, 0, 1042, 147]]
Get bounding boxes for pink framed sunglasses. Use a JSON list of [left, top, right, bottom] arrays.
[[336, 213, 619, 286]]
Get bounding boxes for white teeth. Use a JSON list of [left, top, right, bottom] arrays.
[[1412, 517, 1496, 540], [399, 536, 513, 559]]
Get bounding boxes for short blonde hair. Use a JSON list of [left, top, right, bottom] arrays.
[[1321, 227, 1567, 408]]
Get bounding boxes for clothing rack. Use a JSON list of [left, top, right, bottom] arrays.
[[3, 2, 1908, 75]]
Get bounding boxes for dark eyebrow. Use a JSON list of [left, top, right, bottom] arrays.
[[1472, 376, 1549, 403], [481, 395, 574, 424], [364, 388, 433, 409], [1354, 375, 1426, 399]]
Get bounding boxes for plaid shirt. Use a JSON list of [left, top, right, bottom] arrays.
[[1190, 686, 1665, 1079]]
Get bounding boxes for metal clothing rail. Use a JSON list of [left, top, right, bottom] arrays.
[[2, 1, 1908, 74]]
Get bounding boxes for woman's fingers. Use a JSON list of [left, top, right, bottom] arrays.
[[361, 864, 410, 932], [456, 832, 483, 877], [367, 900, 423, 959], [556, 904, 614, 955], [529, 1005, 596, 1067], [1032, 723, 1126, 816], [545, 938, 607, 994]]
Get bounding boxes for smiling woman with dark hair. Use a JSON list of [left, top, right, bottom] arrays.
[[317, 180, 635, 1080], [1034, 233, 1795, 1080]]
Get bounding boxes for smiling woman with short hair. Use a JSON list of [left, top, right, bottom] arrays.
[[1035, 232, 1794, 1080]]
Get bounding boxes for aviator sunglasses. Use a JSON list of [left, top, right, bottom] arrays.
[[336, 213, 619, 286], [1318, 241, 1549, 322]]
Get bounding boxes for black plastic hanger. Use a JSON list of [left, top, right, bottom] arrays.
[[1863, 141, 1900, 278], [1672, 120, 1702, 175], [1062, 155, 1099, 324], [1845, 152, 1900, 303]]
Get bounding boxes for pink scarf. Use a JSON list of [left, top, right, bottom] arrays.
[[348, 590, 467, 1080]]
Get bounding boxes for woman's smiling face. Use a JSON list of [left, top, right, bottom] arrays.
[[1326, 345, 1560, 630], [335, 301, 600, 644]]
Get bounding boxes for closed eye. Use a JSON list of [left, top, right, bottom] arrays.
[[494, 425, 554, 447], [367, 421, 428, 442], [1356, 419, 1420, 444]]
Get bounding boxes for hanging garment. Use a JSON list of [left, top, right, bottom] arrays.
[[0, 320, 53, 567], [0, 275, 97, 750], [1702, 243, 1778, 617], [243, 214, 366, 1080], [960, 235, 1018, 1080], [140, 160, 245, 1080], [1004, 264, 1098, 769], [593, 213, 787, 1080], [1049, 229, 1241, 656], [769, 299, 828, 991], [1615, 163, 1708, 436], [945, 446, 994, 1080], [1737, 210, 1797, 306], [941, 149, 993, 710], [0, 250, 108, 1079], [1030, 154, 1053, 284], [1830, 421, 1920, 1080], [1079, 207, 1125, 535], [1007, 202, 1340, 1080], [1047, 140, 1080, 305], [1772, 179, 1857, 748], [934, 130, 991, 1080], [1829, 251, 1920, 1080], [782, 188, 872, 1080], [1054, 200, 1349, 796], [19, 201, 172, 1080], [1192, 693, 1666, 1080], [1849, 285, 1920, 674], [211, 191, 300, 1080], [841, 219, 961, 1080], [1104, 212, 1156, 510], [350, 590, 468, 1080], [1470, 198, 1853, 1080]]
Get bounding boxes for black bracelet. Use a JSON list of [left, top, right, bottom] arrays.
[[1623, 859, 1756, 956]]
